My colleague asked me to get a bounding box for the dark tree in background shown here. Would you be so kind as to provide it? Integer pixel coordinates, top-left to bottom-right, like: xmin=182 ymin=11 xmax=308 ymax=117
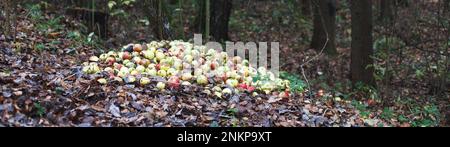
xmin=143 ymin=0 xmax=172 ymax=40
xmin=311 ymin=0 xmax=337 ymax=55
xmin=195 ymin=0 xmax=232 ymax=42
xmin=350 ymin=0 xmax=375 ymax=87
xmin=210 ymin=0 xmax=232 ymax=42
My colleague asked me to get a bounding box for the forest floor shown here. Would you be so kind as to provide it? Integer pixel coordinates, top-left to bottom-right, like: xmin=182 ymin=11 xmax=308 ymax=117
xmin=0 ymin=1 xmax=448 ymax=127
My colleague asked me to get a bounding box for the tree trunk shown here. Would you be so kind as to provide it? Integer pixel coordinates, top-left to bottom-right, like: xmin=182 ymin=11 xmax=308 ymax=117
xmin=210 ymin=0 xmax=232 ymax=42
xmin=195 ymin=0 xmax=232 ymax=42
xmin=379 ymin=0 xmax=394 ymax=23
xmin=311 ymin=0 xmax=337 ymax=55
xmin=350 ymin=0 xmax=375 ymax=87
xmin=143 ymin=0 xmax=172 ymax=40
xmin=300 ymin=0 xmax=312 ymax=17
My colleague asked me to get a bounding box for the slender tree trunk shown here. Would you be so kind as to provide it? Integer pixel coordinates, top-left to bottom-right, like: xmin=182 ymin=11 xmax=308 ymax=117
xmin=195 ymin=0 xmax=232 ymax=42
xmin=1 ymin=0 xmax=15 ymax=37
xmin=210 ymin=0 xmax=232 ymax=42
xmin=144 ymin=0 xmax=172 ymax=40
xmin=311 ymin=0 xmax=337 ymax=55
xmin=350 ymin=0 xmax=375 ymax=87
xmin=194 ymin=0 xmax=206 ymax=34
xmin=205 ymin=0 xmax=210 ymax=41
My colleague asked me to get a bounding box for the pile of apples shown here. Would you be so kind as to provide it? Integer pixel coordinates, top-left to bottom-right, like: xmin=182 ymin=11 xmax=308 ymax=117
xmin=82 ymin=40 xmax=291 ymax=98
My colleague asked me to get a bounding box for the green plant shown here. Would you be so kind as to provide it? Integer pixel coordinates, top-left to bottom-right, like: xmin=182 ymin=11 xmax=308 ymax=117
xmin=35 ymin=43 xmax=45 ymax=51
xmin=381 ymin=107 xmax=394 ymax=120
xmin=36 ymin=16 xmax=63 ymax=33
xmin=34 ymin=102 xmax=46 ymax=117
xmin=279 ymin=71 xmax=306 ymax=93
xmin=398 ymin=115 xmax=409 ymax=123
xmin=351 ymin=100 xmax=370 ymax=118
xmin=108 ymin=0 xmax=136 ymax=17
xmin=25 ymin=3 xmax=43 ymax=21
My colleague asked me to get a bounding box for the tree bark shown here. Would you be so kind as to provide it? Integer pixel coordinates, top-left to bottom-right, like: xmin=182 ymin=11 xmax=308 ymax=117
xmin=311 ymin=0 xmax=337 ymax=55
xmin=195 ymin=0 xmax=232 ymax=42
xmin=210 ymin=0 xmax=232 ymax=42
xmin=143 ymin=0 xmax=172 ymax=40
xmin=350 ymin=0 xmax=375 ymax=87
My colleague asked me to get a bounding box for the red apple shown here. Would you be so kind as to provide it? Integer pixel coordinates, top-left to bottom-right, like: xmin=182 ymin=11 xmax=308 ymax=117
xmin=106 ymin=57 xmax=115 ymax=65
xmin=168 ymin=76 xmax=181 ymax=89
xmin=133 ymin=44 xmax=143 ymax=52
xmin=210 ymin=62 xmax=217 ymax=70
xmin=238 ymin=83 xmax=248 ymax=90
xmin=156 ymin=64 xmax=161 ymax=71
xmin=247 ymin=86 xmax=256 ymax=93
xmin=122 ymin=51 xmax=131 ymax=60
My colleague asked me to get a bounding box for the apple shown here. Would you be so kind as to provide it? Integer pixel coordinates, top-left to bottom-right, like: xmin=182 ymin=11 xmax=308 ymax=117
xmin=279 ymin=91 xmax=290 ymax=98
xmin=147 ymin=68 xmax=157 ymax=76
xmin=238 ymin=83 xmax=248 ymax=90
xmin=139 ymin=59 xmax=150 ymax=67
xmin=107 ymin=51 xmax=117 ymax=57
xmin=206 ymin=49 xmax=216 ymax=57
xmin=132 ymin=51 xmax=140 ymax=57
xmin=181 ymin=81 xmax=191 ymax=86
xmin=167 ymin=68 xmax=178 ymax=76
xmin=210 ymin=61 xmax=218 ymax=70
xmin=113 ymin=77 xmax=123 ymax=83
xmin=82 ymin=66 xmax=89 ymax=74
xmin=125 ymin=76 xmax=136 ymax=83
xmin=97 ymin=78 xmax=107 ymax=84
xmin=247 ymin=86 xmax=256 ymax=93
xmin=133 ymin=44 xmax=143 ymax=52
xmin=173 ymin=60 xmax=183 ymax=70
xmin=191 ymin=50 xmax=200 ymax=58
xmin=136 ymin=65 xmax=146 ymax=73
xmin=201 ymin=64 xmax=210 ymax=73
xmin=242 ymin=59 xmax=249 ymax=66
xmin=156 ymin=82 xmax=166 ymax=90
xmin=183 ymin=54 xmax=193 ymax=63
xmin=99 ymin=54 xmax=108 ymax=61
xmin=155 ymin=51 xmax=165 ymax=61
xmin=122 ymin=51 xmax=132 ymax=60
xmin=226 ymin=79 xmax=239 ymax=88
xmin=220 ymin=52 xmax=228 ymax=62
xmin=125 ymin=62 xmax=136 ymax=68
xmin=106 ymin=57 xmax=115 ymax=65
xmin=104 ymin=67 xmax=114 ymax=73
xmin=143 ymin=50 xmax=155 ymax=60
xmin=222 ymin=88 xmax=232 ymax=95
xmin=157 ymin=69 xmax=167 ymax=77
xmin=155 ymin=63 xmax=161 ymax=70
xmin=130 ymin=70 xmax=139 ymax=76
xmin=140 ymin=77 xmax=151 ymax=85
xmin=89 ymin=56 xmax=99 ymax=62
xmin=181 ymin=72 xmax=192 ymax=81
xmin=214 ymin=91 xmax=222 ymax=98
xmin=132 ymin=56 xmax=142 ymax=64
xmin=232 ymin=56 xmax=242 ymax=64
xmin=191 ymin=60 xmax=200 ymax=68
xmin=196 ymin=75 xmax=208 ymax=85
xmin=194 ymin=69 xmax=203 ymax=76
xmin=113 ymin=63 xmax=123 ymax=70
xmin=168 ymin=76 xmax=180 ymax=88
xmin=182 ymin=62 xmax=192 ymax=70
xmin=160 ymin=64 xmax=170 ymax=71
